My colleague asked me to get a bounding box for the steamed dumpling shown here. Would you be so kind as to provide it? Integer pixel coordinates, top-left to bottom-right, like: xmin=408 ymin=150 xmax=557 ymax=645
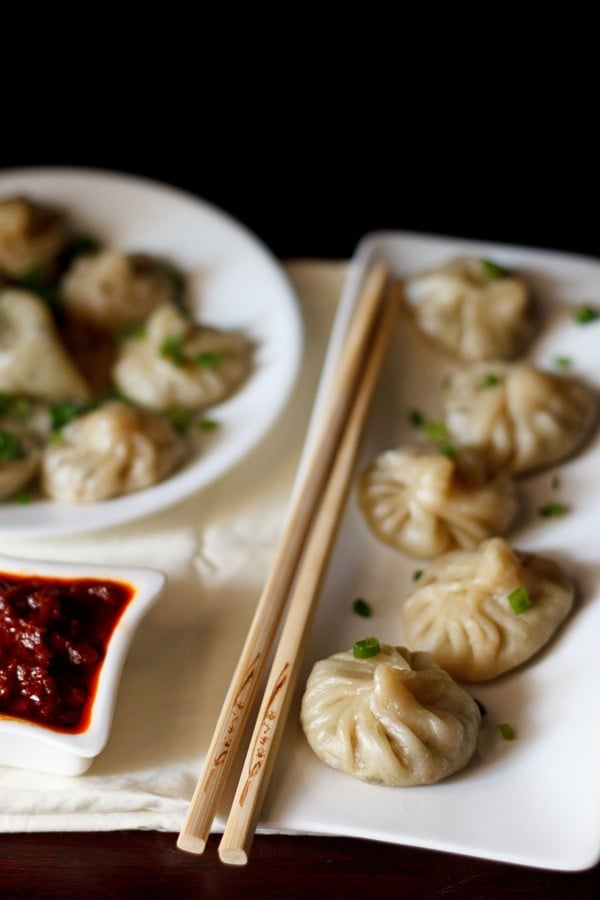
xmin=60 ymin=249 xmax=181 ymax=331
xmin=441 ymin=361 xmax=597 ymax=475
xmin=358 ymin=445 xmax=518 ymax=558
xmin=0 ymin=196 xmax=69 ymax=279
xmin=113 ymin=302 xmax=252 ymax=411
xmin=403 ymin=256 xmax=536 ymax=362
xmin=41 ymin=401 xmax=188 ymax=502
xmin=402 ymin=537 xmax=575 ymax=681
xmin=0 ymin=288 xmax=91 ymax=402
xmin=300 ymin=644 xmax=481 ymax=786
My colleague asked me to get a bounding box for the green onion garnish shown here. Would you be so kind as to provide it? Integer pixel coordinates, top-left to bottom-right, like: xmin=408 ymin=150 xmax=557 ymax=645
xmin=412 ymin=569 xmax=423 ymax=581
xmin=508 ymin=586 xmax=532 ymax=614
xmin=352 ymin=637 xmax=381 ymax=659
xmin=481 ymin=259 xmax=506 ymax=279
xmin=13 ymin=489 xmax=31 ymax=504
xmin=553 ymin=355 xmax=571 ymax=369
xmin=50 ymin=400 xmax=87 ymax=431
xmin=0 ymin=394 xmax=32 ymax=421
xmin=440 ymin=444 xmax=456 ymax=459
xmin=479 ymin=373 xmax=501 ymax=388
xmin=423 ymin=420 xmax=448 ymax=443
xmin=352 ymin=598 xmax=372 ymax=618
xmin=0 ymin=430 xmax=24 ymax=461
xmin=160 ymin=334 xmax=185 ymax=366
xmin=498 ymin=723 xmax=516 ymax=740
xmin=195 ymin=351 xmax=223 ymax=368
xmin=199 ymin=419 xmax=219 ymax=431
xmin=409 ymin=409 xmax=424 ymax=428
xmin=115 ymin=323 xmax=146 ymax=343
xmin=574 ymin=305 xmax=599 ymax=324
xmin=165 ymin=408 xmax=194 ymax=434
xmin=538 ymin=502 xmax=569 ymax=518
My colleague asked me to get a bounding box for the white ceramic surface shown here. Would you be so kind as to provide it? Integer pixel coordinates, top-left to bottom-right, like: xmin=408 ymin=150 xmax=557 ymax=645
xmin=265 ymin=232 xmax=600 ymax=872
xmin=0 ymin=168 xmax=303 ymax=538
xmin=0 ymin=552 xmax=166 ymax=775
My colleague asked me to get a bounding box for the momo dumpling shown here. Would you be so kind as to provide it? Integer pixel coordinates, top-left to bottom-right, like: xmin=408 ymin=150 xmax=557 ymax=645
xmin=403 ymin=256 xmax=536 ymax=362
xmin=60 ymin=249 xmax=182 ymax=331
xmin=300 ymin=644 xmax=481 ymax=786
xmin=112 ymin=302 xmax=252 ymax=411
xmin=358 ymin=446 xmax=518 ymax=558
xmin=402 ymin=537 xmax=575 ymax=682
xmin=0 ymin=196 xmax=69 ymax=279
xmin=41 ymin=401 xmax=188 ymax=503
xmin=0 ymin=288 xmax=91 ymax=402
xmin=0 ymin=419 xmax=42 ymax=499
xmin=441 ymin=361 xmax=597 ymax=475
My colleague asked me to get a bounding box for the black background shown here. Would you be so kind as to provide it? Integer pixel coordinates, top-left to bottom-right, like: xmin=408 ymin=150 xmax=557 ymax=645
xmin=2 ymin=5 xmax=598 ymax=262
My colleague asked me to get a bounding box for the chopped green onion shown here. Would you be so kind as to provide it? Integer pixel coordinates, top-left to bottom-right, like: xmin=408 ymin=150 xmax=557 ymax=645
xmin=538 ymin=502 xmax=569 ymax=518
xmin=352 ymin=637 xmax=381 ymax=659
xmin=553 ymin=355 xmax=571 ymax=370
xmin=165 ymin=408 xmax=194 ymax=434
xmin=409 ymin=409 xmax=424 ymax=428
xmin=160 ymin=334 xmax=185 ymax=366
xmin=481 ymin=259 xmax=506 ymax=279
xmin=13 ymin=489 xmax=31 ymax=504
xmin=412 ymin=569 xmax=423 ymax=581
xmin=195 ymin=351 xmax=223 ymax=368
xmin=168 ymin=265 xmax=186 ymax=292
xmin=508 ymin=586 xmax=532 ymax=614
xmin=423 ymin=420 xmax=448 ymax=443
xmin=115 ymin=323 xmax=146 ymax=343
xmin=0 ymin=430 xmax=24 ymax=460
xmin=440 ymin=444 xmax=456 ymax=459
xmin=50 ymin=400 xmax=87 ymax=431
xmin=352 ymin=598 xmax=372 ymax=618
xmin=574 ymin=305 xmax=599 ymax=324
xmin=199 ymin=419 xmax=219 ymax=431
xmin=498 ymin=722 xmax=516 ymax=740
xmin=479 ymin=373 xmax=501 ymax=388
xmin=0 ymin=393 xmax=32 ymax=421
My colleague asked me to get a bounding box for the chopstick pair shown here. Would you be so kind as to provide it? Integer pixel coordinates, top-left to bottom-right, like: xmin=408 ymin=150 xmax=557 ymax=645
xmin=177 ymin=261 xmax=396 ymax=863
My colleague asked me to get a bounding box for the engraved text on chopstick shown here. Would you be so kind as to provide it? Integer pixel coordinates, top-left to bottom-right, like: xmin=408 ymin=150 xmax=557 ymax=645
xmin=239 ymin=662 xmax=290 ymax=806
xmin=204 ymin=652 xmax=262 ymax=792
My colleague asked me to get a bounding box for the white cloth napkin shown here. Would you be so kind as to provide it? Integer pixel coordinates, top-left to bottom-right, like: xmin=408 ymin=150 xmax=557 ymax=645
xmin=0 ymin=260 xmax=348 ymax=833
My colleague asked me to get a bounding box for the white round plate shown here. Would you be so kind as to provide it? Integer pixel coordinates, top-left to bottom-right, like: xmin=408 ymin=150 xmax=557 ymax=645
xmin=0 ymin=167 xmax=303 ymax=537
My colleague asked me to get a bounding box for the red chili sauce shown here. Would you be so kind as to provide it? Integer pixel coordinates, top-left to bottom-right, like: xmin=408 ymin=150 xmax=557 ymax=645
xmin=0 ymin=572 xmax=134 ymax=733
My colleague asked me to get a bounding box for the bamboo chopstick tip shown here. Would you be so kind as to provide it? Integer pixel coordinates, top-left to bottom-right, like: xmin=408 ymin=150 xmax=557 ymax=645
xmin=219 ymin=847 xmax=249 ymax=866
xmin=176 ymin=834 xmax=207 ymax=854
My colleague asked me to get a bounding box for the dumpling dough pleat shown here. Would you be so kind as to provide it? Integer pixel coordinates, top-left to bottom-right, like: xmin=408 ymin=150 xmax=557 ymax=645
xmin=403 ymin=256 xmax=537 ymax=362
xmin=300 ymin=645 xmax=481 ymax=786
xmin=41 ymin=400 xmax=188 ymax=502
xmin=0 ymin=288 xmax=91 ymax=403
xmin=113 ymin=302 xmax=252 ymax=411
xmin=358 ymin=446 xmax=518 ymax=558
xmin=442 ymin=361 xmax=597 ymax=474
xmin=402 ymin=537 xmax=575 ymax=681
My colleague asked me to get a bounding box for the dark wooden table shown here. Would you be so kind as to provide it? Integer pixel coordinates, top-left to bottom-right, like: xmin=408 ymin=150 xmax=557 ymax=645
xmin=1 ymin=831 xmax=599 ymax=899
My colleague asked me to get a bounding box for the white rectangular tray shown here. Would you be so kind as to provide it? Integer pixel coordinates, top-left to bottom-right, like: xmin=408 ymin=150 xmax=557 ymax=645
xmin=264 ymin=232 xmax=600 ymax=872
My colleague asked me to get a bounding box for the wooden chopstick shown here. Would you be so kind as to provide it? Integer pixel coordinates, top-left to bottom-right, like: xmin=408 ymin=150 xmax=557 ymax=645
xmin=177 ymin=261 xmax=391 ymax=854
xmin=218 ymin=281 xmax=398 ymax=865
